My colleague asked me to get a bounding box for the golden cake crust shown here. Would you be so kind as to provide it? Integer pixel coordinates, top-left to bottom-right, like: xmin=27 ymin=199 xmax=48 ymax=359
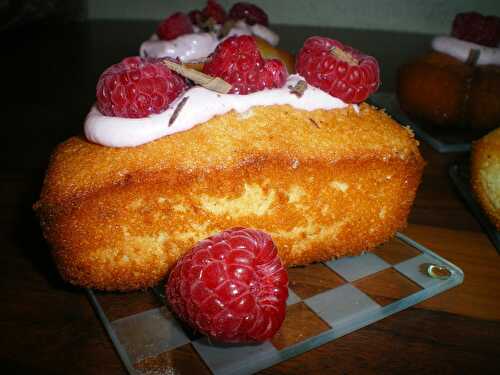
xmin=35 ymin=104 xmax=424 ymax=290
xmin=471 ymin=127 xmax=500 ymax=230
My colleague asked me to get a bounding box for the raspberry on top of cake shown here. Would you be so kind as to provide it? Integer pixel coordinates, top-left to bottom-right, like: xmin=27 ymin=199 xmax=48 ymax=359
xmin=86 ymin=35 xmax=380 ymax=148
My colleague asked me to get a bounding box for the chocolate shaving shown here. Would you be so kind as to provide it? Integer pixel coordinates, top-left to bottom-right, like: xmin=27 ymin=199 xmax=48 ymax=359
xmin=169 ymin=96 xmax=189 ymax=127
xmin=330 ymin=46 xmax=358 ymax=66
xmin=465 ymin=49 xmax=480 ymax=66
xmin=288 ymin=80 xmax=308 ymax=97
xmin=193 ymin=12 xmax=203 ymax=26
xmin=219 ymin=19 xmax=236 ymax=39
xmin=163 ymin=59 xmax=232 ymax=94
xmin=204 ymin=17 xmax=218 ymax=31
xmin=308 ymin=117 xmax=320 ymax=128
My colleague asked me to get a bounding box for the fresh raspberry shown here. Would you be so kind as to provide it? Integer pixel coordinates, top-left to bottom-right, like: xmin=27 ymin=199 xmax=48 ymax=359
xmin=96 ymin=57 xmax=188 ymax=118
xmin=157 ymin=12 xmax=194 ymax=41
xmin=452 ymin=12 xmax=500 ymax=47
xmin=229 ymin=2 xmax=269 ymax=26
xmin=201 ymin=0 xmax=227 ymax=24
xmin=166 ymin=228 xmax=288 ymax=343
xmin=202 ymin=35 xmax=288 ymax=95
xmin=296 ymin=36 xmax=380 ymax=104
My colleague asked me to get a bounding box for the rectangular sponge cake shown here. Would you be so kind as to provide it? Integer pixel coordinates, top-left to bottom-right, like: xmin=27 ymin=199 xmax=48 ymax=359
xmin=34 ymin=103 xmax=424 ymax=291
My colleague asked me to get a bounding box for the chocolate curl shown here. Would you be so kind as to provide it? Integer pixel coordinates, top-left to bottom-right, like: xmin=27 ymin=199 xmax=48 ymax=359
xmin=169 ymin=96 xmax=189 ymax=127
xmin=330 ymin=46 xmax=359 ymax=66
xmin=465 ymin=49 xmax=480 ymax=66
xmin=288 ymin=80 xmax=308 ymax=98
xmin=219 ymin=19 xmax=236 ymax=38
xmin=163 ymin=60 xmax=232 ymax=94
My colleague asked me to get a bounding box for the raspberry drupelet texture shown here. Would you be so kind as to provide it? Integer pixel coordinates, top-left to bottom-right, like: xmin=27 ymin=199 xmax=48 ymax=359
xmin=96 ymin=57 xmax=188 ymax=118
xmin=166 ymin=228 xmax=289 ymax=343
xmin=296 ymin=36 xmax=380 ymax=104
xmin=229 ymin=2 xmax=269 ymax=26
xmin=157 ymin=12 xmax=194 ymax=41
xmin=202 ymin=35 xmax=288 ymax=95
xmin=452 ymin=12 xmax=500 ymax=47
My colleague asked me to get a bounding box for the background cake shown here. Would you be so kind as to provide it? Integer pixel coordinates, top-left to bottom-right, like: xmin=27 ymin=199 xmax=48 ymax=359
xmin=397 ymin=12 xmax=500 ymax=130
xmin=140 ymin=1 xmax=295 ymax=73
xmin=471 ymin=126 xmax=500 ymax=229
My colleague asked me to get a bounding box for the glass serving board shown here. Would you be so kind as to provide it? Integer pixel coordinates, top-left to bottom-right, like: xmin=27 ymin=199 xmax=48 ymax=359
xmin=449 ymin=161 xmax=500 ymax=252
xmin=87 ymin=232 xmax=463 ymax=375
xmin=368 ymin=92 xmax=490 ymax=154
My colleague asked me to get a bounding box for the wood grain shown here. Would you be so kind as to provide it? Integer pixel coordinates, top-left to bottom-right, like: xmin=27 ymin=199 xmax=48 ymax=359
xmin=404 ymin=225 xmax=500 ymax=321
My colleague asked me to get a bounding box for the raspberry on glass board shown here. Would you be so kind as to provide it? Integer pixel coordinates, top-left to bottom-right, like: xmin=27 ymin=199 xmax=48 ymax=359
xmin=296 ymin=36 xmax=380 ymax=104
xmin=156 ymin=12 xmax=194 ymax=41
xmin=203 ymin=35 xmax=288 ymax=95
xmin=165 ymin=228 xmax=289 ymax=343
xmin=229 ymin=2 xmax=269 ymax=26
xmin=452 ymin=12 xmax=500 ymax=47
xmin=96 ymin=57 xmax=187 ymax=118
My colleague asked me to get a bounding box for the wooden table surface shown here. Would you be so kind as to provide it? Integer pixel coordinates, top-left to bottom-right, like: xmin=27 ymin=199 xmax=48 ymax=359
xmin=2 ymin=21 xmax=499 ymax=374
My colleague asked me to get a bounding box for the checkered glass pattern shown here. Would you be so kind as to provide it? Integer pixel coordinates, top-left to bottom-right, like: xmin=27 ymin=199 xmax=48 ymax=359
xmin=87 ymin=233 xmax=463 ymax=375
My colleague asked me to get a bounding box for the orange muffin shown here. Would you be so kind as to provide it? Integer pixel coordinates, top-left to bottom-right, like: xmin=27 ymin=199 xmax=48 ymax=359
xmin=397 ymin=12 xmax=500 ymax=130
xmin=398 ymin=51 xmax=500 ymax=130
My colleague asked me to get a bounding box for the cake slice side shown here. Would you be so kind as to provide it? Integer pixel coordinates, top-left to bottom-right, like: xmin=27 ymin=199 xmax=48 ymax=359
xmin=35 ymin=104 xmax=424 ymax=290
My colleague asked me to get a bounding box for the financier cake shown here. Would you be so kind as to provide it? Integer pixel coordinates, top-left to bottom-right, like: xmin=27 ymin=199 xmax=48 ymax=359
xmin=35 ymin=36 xmax=424 ymax=291
xmin=397 ymin=12 xmax=500 ymax=130
xmin=471 ymin=126 xmax=500 ymax=229
xmin=140 ymin=0 xmax=295 ymax=73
